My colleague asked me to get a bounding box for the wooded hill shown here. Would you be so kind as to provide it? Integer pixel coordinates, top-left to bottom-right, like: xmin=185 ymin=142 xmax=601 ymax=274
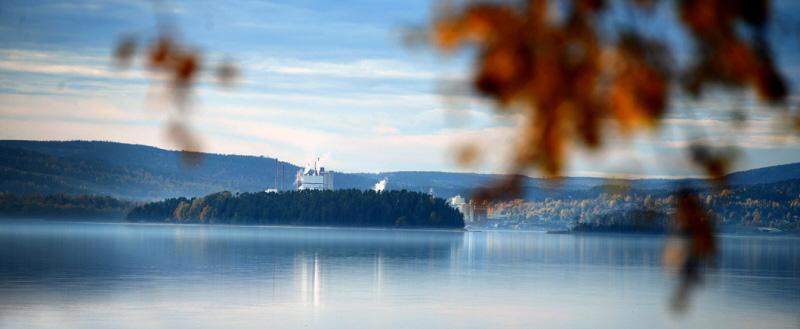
xmin=126 ymin=189 xmax=465 ymax=229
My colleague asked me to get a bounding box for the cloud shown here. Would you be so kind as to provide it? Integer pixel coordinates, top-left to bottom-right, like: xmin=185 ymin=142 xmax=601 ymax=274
xmin=0 ymin=49 xmax=149 ymax=83
xmin=0 ymin=118 xmax=163 ymax=147
xmin=250 ymin=57 xmax=437 ymax=80
xmin=0 ymin=93 xmax=153 ymax=123
xmin=205 ymin=88 xmax=441 ymax=111
xmin=373 ymin=125 xmax=398 ymax=134
xmin=190 ymin=114 xmax=518 ymax=172
xmin=661 ymin=118 xmax=728 ymax=128
xmin=0 ymin=61 xmax=118 ymax=79
xmin=659 ymin=135 xmax=800 ymax=150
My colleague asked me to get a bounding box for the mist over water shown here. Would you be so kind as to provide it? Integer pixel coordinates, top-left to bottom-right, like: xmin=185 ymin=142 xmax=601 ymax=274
xmin=0 ymin=221 xmax=798 ymax=329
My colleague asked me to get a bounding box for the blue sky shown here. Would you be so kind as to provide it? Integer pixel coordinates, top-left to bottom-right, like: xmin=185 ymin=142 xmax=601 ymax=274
xmin=1 ymin=0 xmax=799 ymax=177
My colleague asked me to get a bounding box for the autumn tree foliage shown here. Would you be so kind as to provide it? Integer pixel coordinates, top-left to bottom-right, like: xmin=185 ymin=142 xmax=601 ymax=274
xmin=427 ymin=0 xmax=792 ymax=312
xmin=430 ymin=0 xmax=787 ymax=181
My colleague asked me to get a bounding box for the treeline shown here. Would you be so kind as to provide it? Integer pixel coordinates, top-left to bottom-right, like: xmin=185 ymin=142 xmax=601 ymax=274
xmin=127 ymin=189 xmax=465 ymax=229
xmin=491 ymin=179 xmax=800 ymax=232
xmin=0 ymin=193 xmax=135 ymax=220
xmin=568 ymin=209 xmax=669 ymax=234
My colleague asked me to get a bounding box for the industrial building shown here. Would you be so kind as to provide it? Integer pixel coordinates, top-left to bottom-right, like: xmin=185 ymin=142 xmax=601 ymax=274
xmin=298 ymin=159 xmax=334 ymax=191
xmin=448 ymin=195 xmax=487 ymax=224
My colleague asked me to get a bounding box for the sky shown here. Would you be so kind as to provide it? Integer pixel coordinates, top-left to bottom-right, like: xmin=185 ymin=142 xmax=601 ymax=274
xmin=1 ymin=0 xmax=800 ymax=177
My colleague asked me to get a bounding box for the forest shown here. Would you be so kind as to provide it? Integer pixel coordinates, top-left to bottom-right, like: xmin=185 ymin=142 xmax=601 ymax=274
xmin=126 ymin=189 xmax=465 ymax=229
xmin=490 ymin=179 xmax=800 ymax=233
xmin=564 ymin=209 xmax=669 ymax=234
xmin=0 ymin=193 xmax=135 ymax=220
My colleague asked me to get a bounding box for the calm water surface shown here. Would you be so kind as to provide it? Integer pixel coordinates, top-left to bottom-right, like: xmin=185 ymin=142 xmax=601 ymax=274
xmin=0 ymin=221 xmax=798 ymax=329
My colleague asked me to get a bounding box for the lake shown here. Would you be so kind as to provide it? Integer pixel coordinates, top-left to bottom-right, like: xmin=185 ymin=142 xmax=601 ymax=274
xmin=0 ymin=221 xmax=798 ymax=329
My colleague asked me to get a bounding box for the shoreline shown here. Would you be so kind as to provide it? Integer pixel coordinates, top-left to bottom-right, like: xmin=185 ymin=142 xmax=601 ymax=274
xmin=0 ymin=218 xmax=467 ymax=233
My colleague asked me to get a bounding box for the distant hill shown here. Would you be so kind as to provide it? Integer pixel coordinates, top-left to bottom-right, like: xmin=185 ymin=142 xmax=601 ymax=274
xmin=0 ymin=141 xmax=300 ymax=200
xmin=725 ymin=162 xmax=800 ymax=186
xmin=1 ymin=140 xmax=799 ymax=201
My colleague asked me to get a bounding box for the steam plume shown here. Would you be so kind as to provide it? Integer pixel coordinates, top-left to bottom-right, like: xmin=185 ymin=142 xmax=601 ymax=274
xmin=302 ymin=163 xmax=313 ymax=175
xmin=301 ymin=153 xmax=332 ymax=175
xmin=373 ymin=178 xmax=388 ymax=192
xmin=295 ymin=169 xmax=303 ymax=186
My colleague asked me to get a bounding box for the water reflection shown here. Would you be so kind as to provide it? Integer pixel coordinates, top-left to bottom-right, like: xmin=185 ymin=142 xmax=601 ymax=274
xmin=294 ymin=252 xmax=322 ymax=307
xmin=0 ymin=221 xmax=798 ymax=329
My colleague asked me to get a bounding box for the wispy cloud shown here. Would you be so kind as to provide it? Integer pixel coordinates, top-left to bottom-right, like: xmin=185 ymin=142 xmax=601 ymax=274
xmin=250 ymin=57 xmax=438 ymax=80
xmin=659 ymin=135 xmax=800 ymax=150
xmin=0 ymin=49 xmax=145 ymax=81
xmin=0 ymin=94 xmax=155 ymax=124
xmin=194 ymin=115 xmax=518 ymax=172
xmin=0 ymin=61 xmax=119 ymax=79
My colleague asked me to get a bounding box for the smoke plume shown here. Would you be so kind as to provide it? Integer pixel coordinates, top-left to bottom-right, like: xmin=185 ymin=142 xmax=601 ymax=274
xmin=373 ymin=178 xmax=388 ymax=192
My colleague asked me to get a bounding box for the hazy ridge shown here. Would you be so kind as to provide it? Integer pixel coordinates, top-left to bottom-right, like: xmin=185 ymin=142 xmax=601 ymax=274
xmin=2 ymin=140 xmax=800 ymax=201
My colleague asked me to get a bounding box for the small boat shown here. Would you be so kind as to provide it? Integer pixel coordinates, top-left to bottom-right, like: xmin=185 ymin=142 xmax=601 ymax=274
xmin=757 ymin=227 xmax=782 ymax=233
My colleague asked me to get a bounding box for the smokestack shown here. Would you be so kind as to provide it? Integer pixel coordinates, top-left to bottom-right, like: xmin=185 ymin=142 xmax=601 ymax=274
xmin=275 ymin=158 xmax=279 ymax=191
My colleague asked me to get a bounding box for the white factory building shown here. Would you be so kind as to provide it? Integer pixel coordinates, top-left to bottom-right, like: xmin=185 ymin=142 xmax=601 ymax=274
xmin=298 ymin=161 xmax=334 ymax=191
xmin=448 ymin=195 xmax=487 ymax=224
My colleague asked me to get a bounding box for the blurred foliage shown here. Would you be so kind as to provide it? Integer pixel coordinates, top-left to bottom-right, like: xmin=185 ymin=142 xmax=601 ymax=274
xmin=669 ymin=188 xmax=715 ymax=312
xmin=426 ymin=0 xmax=794 ymax=312
xmin=430 ymin=0 xmax=788 ymax=181
xmin=113 ymin=32 xmax=239 ymax=164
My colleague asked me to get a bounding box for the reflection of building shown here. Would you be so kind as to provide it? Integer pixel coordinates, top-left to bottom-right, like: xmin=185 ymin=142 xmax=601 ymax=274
xmin=295 ymin=252 xmax=322 ymax=307
xmin=298 ymin=160 xmax=334 ymax=191
xmin=448 ymin=195 xmax=487 ymax=224
xmin=471 ymin=202 xmax=488 ymax=223
xmin=374 ymin=251 xmax=384 ymax=297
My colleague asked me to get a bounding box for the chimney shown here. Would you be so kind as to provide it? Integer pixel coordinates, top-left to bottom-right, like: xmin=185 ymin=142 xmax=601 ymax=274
xmin=274 ymin=158 xmax=279 ymax=191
